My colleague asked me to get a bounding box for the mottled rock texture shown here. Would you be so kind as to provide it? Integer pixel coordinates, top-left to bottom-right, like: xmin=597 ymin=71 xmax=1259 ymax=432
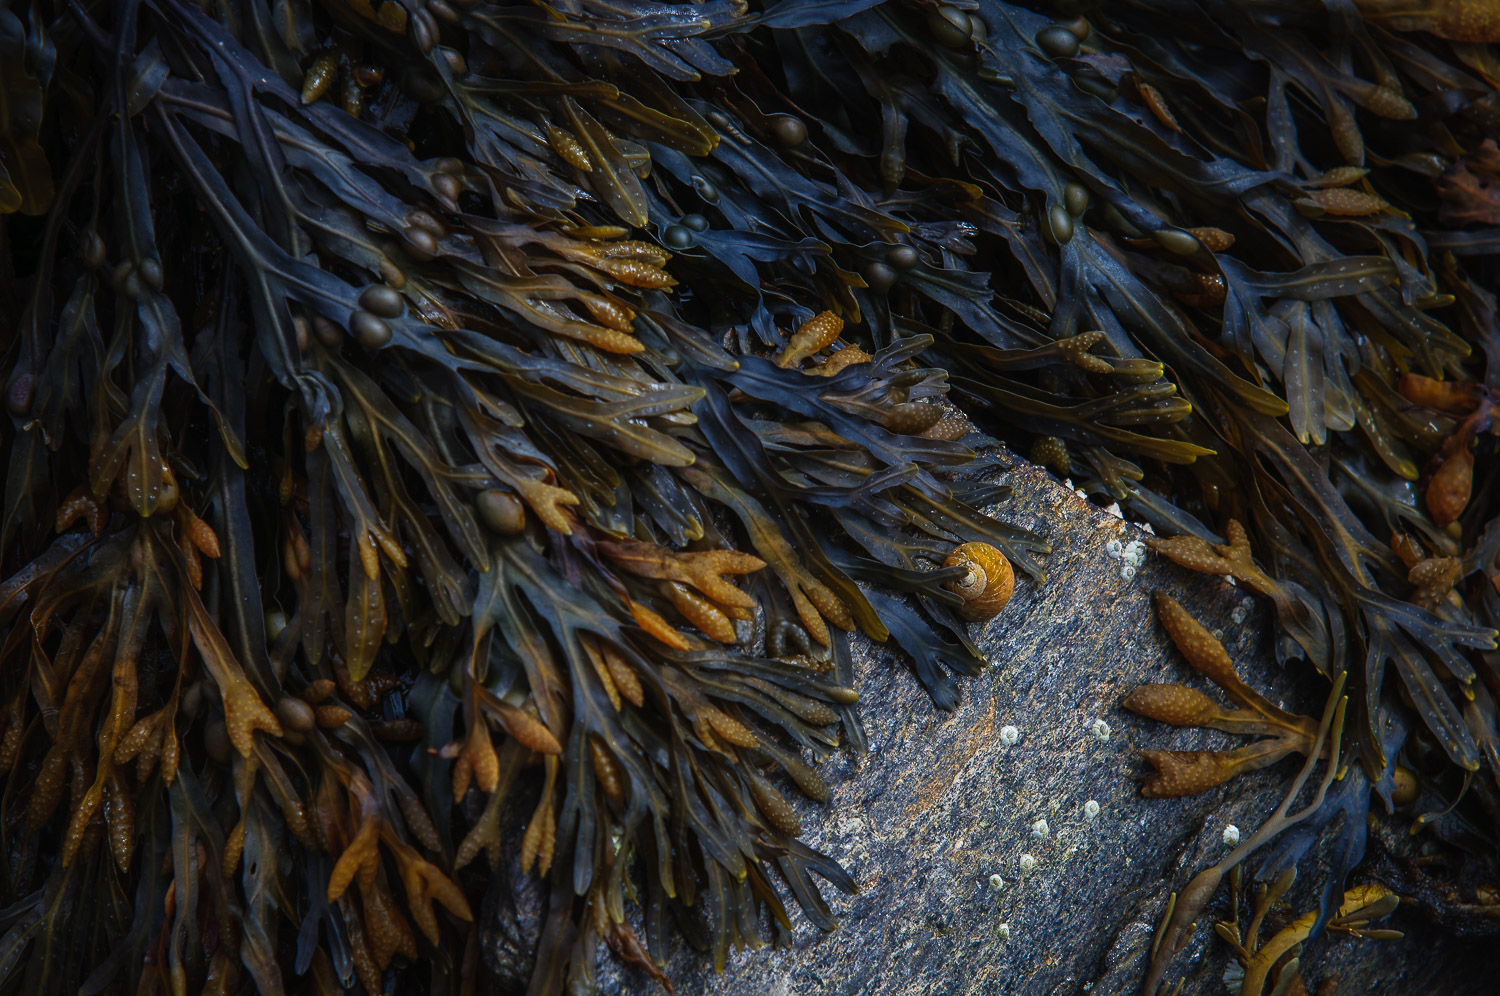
xmin=522 ymin=462 xmax=1488 ymax=995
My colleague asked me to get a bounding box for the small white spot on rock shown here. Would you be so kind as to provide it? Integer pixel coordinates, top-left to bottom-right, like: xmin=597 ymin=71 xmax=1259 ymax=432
xmin=1084 ymin=799 xmax=1101 ymax=818
xmin=989 ymin=873 xmax=1005 ymax=892
xmin=1019 ymin=853 xmax=1038 ymax=873
xmin=1090 ymin=719 xmax=1111 ymax=742
xmin=1032 ymin=818 xmax=1050 ymax=838
xmin=998 ymin=922 xmax=1011 ymax=939
xmin=999 ymin=725 xmax=1020 ymax=746
xmin=1223 ymin=824 xmax=1241 ymax=847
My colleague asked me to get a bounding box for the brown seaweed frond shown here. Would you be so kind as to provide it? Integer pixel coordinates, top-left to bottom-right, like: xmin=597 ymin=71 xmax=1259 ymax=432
xmin=7 ymin=0 xmax=1500 ymax=992
xmin=1214 ymin=867 xmax=1400 ymax=996
xmin=1142 ymin=673 xmax=1348 ymax=996
xmin=1126 ymin=594 xmax=1321 ymax=797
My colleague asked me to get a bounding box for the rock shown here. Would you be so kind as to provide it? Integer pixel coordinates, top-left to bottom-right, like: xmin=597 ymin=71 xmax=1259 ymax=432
xmin=514 ymin=461 xmax=1488 ymax=995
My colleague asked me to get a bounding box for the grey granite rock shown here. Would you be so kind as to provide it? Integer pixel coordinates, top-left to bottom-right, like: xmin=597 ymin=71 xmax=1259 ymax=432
xmin=537 ymin=463 xmax=1487 ymax=996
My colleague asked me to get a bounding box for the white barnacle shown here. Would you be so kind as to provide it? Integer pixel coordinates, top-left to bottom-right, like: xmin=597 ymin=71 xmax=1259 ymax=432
xmin=1084 ymin=799 xmax=1100 ymax=819
xmin=1105 ymin=538 xmax=1124 ymax=558
xmin=998 ymin=922 xmax=1012 ymax=939
xmin=989 ymin=873 xmax=1005 ymax=892
xmin=1019 ymin=853 xmax=1038 ymax=874
xmin=999 ymin=724 xmax=1020 ymax=746
xmin=1120 ymin=564 xmax=1137 ymax=582
xmin=1090 ymin=718 xmax=1111 ymax=742
xmin=1032 ymin=818 xmax=1050 ymax=838
xmin=1223 ymin=824 xmax=1241 ymax=847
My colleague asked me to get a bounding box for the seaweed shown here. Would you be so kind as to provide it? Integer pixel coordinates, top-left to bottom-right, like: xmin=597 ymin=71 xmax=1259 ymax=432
xmin=1125 ymin=593 xmax=1323 ymax=799
xmin=3 ymin=0 xmax=1500 ymax=993
xmin=2 ymin=2 xmax=1051 ymax=993
xmin=1214 ymin=869 xmax=1401 ymax=996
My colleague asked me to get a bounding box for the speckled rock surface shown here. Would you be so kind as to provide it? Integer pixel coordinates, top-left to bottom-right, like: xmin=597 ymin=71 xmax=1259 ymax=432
xmin=549 ymin=462 xmax=1487 ymax=996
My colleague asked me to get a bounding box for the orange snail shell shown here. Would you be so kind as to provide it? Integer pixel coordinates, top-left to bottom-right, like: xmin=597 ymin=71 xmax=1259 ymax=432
xmin=943 ymin=542 xmax=1014 ymax=621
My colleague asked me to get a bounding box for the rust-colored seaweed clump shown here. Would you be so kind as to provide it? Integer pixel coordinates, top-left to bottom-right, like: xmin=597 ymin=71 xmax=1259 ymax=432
xmin=1126 ymin=594 xmax=1321 ymax=798
xmin=1212 ymin=867 xmax=1401 ymax=996
xmin=1 ymin=4 xmax=1061 ymax=994
xmin=4 ymin=0 xmax=1500 ymax=994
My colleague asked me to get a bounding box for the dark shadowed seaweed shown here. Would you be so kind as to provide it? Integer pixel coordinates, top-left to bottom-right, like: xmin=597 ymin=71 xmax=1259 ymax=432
xmin=0 ymin=1 xmax=1498 ymax=994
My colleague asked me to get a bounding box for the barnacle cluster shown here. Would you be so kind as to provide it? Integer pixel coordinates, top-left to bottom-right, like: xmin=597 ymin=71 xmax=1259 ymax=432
xmin=1 ymin=0 xmax=1499 ymax=993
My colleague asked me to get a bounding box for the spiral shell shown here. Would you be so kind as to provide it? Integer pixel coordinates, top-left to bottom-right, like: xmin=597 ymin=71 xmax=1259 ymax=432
xmin=942 ymin=542 xmax=1014 ymax=621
